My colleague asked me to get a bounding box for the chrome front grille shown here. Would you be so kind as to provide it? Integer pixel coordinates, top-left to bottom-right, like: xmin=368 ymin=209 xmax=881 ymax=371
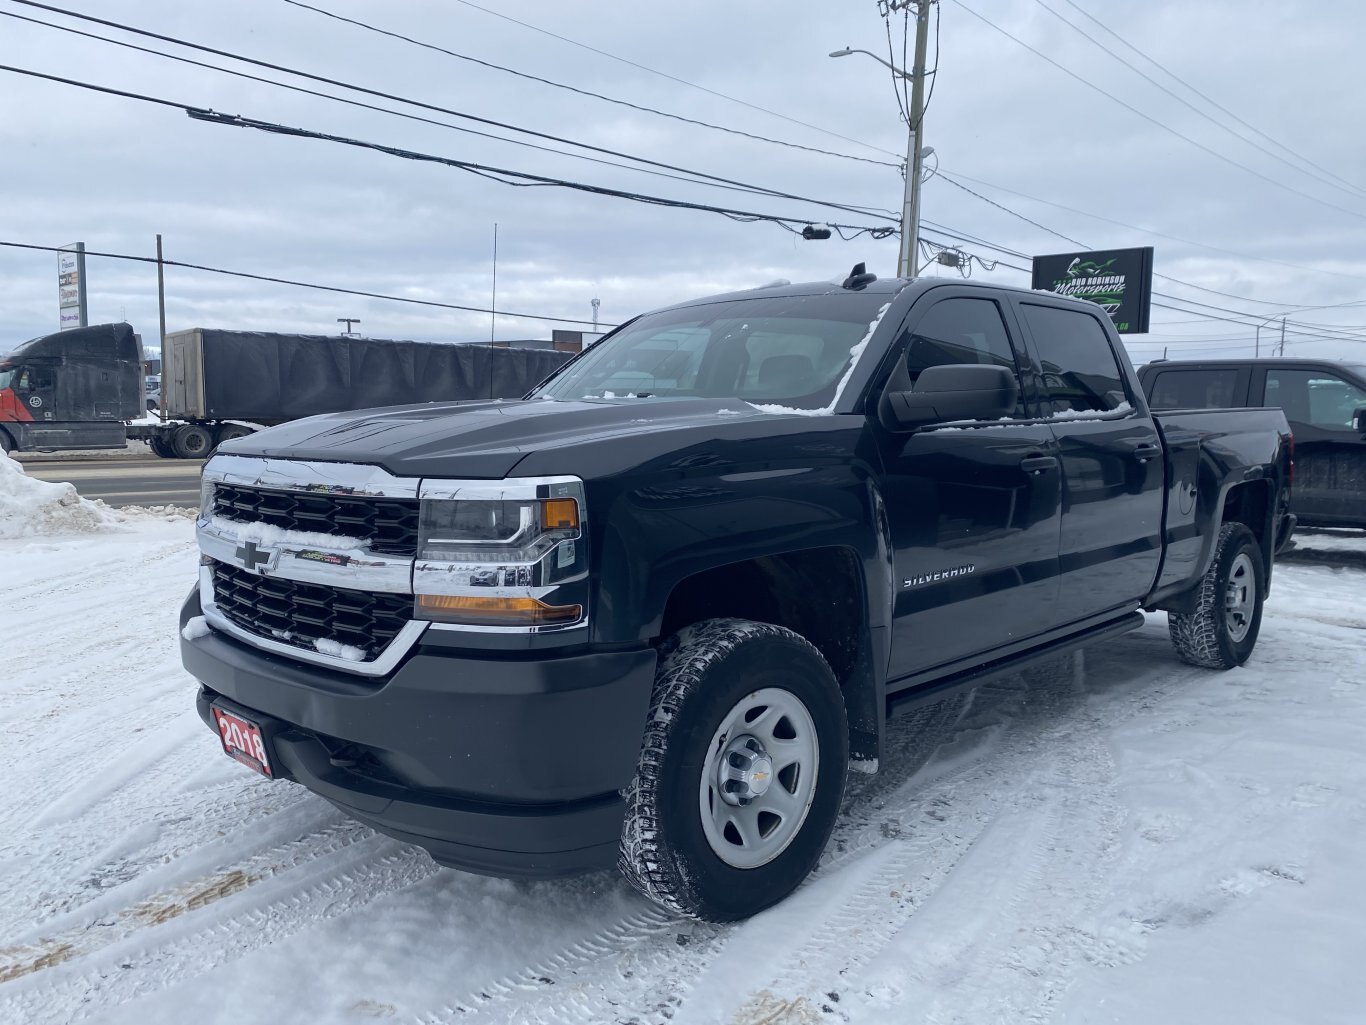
xmin=209 ymin=559 xmax=413 ymax=662
xmin=211 ymin=483 xmax=420 ymax=557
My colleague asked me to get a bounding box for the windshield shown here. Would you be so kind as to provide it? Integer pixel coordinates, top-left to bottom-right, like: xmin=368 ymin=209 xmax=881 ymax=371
xmin=532 ymin=293 xmax=893 ymax=412
xmin=0 ymin=366 xmax=15 ymax=391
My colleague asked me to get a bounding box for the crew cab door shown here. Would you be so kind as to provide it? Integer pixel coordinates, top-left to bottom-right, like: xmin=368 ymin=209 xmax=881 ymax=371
xmin=876 ymin=291 xmax=1063 ymax=681
xmin=1254 ymin=365 xmax=1366 ymax=526
xmin=1016 ymin=300 xmax=1164 ymax=624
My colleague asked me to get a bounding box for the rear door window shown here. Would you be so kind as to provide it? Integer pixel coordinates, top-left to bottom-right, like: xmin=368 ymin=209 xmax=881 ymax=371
xmin=1147 ymin=368 xmax=1243 ymax=409
xmin=1265 ymin=369 xmax=1366 ymax=430
xmin=1020 ymin=304 xmax=1131 ymax=414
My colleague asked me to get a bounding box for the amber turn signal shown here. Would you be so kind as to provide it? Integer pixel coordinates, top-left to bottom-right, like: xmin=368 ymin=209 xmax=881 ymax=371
xmin=416 ymin=593 xmax=583 ymax=626
xmin=541 ymin=498 xmax=579 ymax=531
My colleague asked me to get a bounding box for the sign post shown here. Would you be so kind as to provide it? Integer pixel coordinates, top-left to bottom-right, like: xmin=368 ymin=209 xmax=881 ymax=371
xmin=58 ymin=241 xmax=88 ymax=330
xmin=1031 ymin=246 xmax=1154 ymax=335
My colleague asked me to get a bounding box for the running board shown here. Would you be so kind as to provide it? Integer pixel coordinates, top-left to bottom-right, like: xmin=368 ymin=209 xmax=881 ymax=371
xmin=885 ymin=611 xmax=1146 ymax=719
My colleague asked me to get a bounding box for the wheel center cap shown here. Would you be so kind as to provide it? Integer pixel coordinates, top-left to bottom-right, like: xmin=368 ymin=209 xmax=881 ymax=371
xmin=746 ymin=754 xmax=775 ymax=796
xmin=717 ymin=734 xmax=774 ymax=804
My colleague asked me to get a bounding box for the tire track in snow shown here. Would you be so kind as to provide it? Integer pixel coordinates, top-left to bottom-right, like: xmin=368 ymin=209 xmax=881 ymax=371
xmin=0 ymin=811 xmax=373 ymax=977
xmin=0 ymin=778 xmax=322 ymax=946
xmin=0 ymin=833 xmax=437 ymax=1025
xmin=418 ymin=686 xmax=1029 ymax=1025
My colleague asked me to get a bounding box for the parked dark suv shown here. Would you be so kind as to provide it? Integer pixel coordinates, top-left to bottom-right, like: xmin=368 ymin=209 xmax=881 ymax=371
xmin=1139 ymin=358 xmax=1366 ymax=529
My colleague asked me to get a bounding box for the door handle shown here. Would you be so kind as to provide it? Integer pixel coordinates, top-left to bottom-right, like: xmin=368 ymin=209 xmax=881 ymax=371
xmin=1019 ymin=455 xmax=1058 ymax=475
xmin=1131 ymin=443 xmax=1162 ymax=463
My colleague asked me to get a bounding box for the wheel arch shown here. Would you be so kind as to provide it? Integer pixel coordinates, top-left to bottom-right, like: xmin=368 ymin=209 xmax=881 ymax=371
xmin=653 ymin=546 xmax=885 ymax=767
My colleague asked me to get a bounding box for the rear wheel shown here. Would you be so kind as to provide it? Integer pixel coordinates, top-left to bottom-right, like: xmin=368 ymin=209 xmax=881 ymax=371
xmin=0 ymin=430 xmax=13 ymax=455
xmin=619 ymin=619 xmax=848 ymax=921
xmin=1169 ymin=522 xmax=1265 ymax=669
xmin=215 ymin=425 xmax=252 ymax=446
xmin=172 ymin=423 xmax=214 ymax=460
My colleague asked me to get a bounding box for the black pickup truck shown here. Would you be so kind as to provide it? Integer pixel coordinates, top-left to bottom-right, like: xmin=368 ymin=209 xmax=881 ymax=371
xmin=181 ymin=271 xmax=1293 ymax=921
xmin=1138 ymin=357 xmax=1365 ymax=529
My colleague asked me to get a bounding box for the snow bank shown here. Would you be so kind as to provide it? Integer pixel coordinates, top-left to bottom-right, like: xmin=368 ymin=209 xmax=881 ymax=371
xmin=0 ymin=450 xmax=117 ymax=539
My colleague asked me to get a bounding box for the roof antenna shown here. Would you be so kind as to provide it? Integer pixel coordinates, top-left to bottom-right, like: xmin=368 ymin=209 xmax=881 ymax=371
xmin=841 ymin=262 xmax=878 ymax=290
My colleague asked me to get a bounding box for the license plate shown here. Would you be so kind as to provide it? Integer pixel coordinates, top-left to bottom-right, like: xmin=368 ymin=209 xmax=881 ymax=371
xmin=212 ymin=705 xmax=273 ymax=778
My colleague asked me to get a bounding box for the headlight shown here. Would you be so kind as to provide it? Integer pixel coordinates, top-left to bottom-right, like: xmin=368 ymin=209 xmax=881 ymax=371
xmin=413 ymin=477 xmax=588 ymax=630
xmin=199 ymin=474 xmax=216 ymax=523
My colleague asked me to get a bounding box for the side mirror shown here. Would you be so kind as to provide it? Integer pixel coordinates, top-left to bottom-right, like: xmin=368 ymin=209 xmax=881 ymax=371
xmin=879 ymin=363 xmax=1019 ymax=432
xmin=1354 ymin=407 xmax=1366 ymax=434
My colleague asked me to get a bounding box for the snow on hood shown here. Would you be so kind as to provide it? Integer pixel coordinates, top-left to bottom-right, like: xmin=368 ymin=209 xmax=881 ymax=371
xmin=0 ymin=451 xmax=117 ymax=539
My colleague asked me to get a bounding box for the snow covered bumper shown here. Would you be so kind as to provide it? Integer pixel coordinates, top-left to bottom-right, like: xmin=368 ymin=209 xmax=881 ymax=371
xmin=181 ymin=589 xmax=657 ymax=878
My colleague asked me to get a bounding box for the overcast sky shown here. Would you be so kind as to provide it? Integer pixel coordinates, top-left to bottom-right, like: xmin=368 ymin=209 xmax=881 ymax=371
xmin=3 ymin=0 xmax=1366 ymax=366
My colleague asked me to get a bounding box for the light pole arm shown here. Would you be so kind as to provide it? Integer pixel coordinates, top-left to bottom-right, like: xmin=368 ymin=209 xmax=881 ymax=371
xmin=830 ymin=4 xmax=931 ymax=278
xmin=828 ymin=47 xmax=912 ymax=80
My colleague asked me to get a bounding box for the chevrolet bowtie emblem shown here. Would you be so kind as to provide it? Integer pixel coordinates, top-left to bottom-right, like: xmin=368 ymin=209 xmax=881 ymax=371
xmin=235 ymin=540 xmax=274 ymax=572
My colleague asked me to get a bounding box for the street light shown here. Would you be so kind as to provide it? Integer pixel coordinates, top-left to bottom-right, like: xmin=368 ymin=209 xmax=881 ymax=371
xmin=831 ymin=16 xmax=931 ymax=278
xmin=1254 ymin=317 xmax=1285 ymax=358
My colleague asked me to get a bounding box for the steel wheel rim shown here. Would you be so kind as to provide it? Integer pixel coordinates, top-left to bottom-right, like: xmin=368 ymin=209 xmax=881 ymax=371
xmin=1224 ymin=552 xmax=1255 ymax=642
xmin=698 ymin=687 xmax=819 ymax=870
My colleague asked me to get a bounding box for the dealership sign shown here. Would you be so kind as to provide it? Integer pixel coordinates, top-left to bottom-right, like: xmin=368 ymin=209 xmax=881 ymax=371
xmin=58 ymin=242 xmax=88 ymax=330
xmin=1031 ymin=246 xmax=1153 ymax=335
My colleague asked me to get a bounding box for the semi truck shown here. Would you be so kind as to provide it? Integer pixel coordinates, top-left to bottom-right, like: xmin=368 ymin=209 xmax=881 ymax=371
xmin=0 ymin=322 xmax=144 ymax=453
xmin=0 ymin=325 xmax=572 ymax=457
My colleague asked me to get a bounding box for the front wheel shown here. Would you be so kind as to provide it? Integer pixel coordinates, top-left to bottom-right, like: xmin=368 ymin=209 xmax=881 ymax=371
xmin=619 ymin=619 xmax=848 ymax=921
xmin=1169 ymin=522 xmax=1265 ymax=669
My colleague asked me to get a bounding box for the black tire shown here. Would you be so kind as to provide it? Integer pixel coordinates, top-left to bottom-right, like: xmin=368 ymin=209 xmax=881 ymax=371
xmin=618 ymin=618 xmax=848 ymax=921
xmin=215 ymin=425 xmax=252 ymax=446
xmin=149 ymin=434 xmax=176 ymax=459
xmin=0 ymin=430 xmax=13 ymax=455
xmin=172 ymin=423 xmax=214 ymax=460
xmin=1169 ymin=523 xmax=1265 ymax=670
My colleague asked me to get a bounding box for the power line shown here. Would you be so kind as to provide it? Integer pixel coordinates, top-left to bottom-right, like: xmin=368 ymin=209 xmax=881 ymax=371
xmin=937 ymin=173 xmax=1086 ymax=247
xmin=921 ymin=0 xmax=942 ymax=122
xmin=0 ymin=8 xmax=900 ymax=216
xmin=449 ymin=0 xmax=901 ymax=159
xmin=949 ymin=0 xmax=1366 ymax=226
xmin=916 ymin=219 xmax=1366 ymax=342
xmin=1030 ymin=0 xmax=1366 ymax=204
xmin=276 ymin=0 xmax=898 ymax=170
xmin=0 ymin=240 xmax=617 ymax=327
xmin=0 ymin=64 xmax=899 ymax=239
xmin=1056 ymin=0 xmax=1366 ymax=199
xmin=936 ymin=168 xmax=1366 ymax=285
xmin=3 ymin=0 xmax=894 ymax=223
xmin=933 ymin=169 xmax=1366 ymax=314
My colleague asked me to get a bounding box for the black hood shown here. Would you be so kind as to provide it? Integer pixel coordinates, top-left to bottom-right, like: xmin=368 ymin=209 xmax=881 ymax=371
xmin=220 ymin=397 xmax=789 ymax=478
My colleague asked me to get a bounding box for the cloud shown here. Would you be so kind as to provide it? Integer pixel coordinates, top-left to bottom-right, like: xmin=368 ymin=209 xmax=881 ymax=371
xmin=2 ymin=0 xmax=1364 ymax=363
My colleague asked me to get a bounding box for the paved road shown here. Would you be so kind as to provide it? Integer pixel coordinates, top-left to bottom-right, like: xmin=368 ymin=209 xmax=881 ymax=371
xmin=21 ymin=455 xmax=204 ymax=508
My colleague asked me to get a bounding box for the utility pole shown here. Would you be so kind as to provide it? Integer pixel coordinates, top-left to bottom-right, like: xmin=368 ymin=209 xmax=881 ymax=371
xmin=337 ymin=318 xmax=360 ymax=334
xmin=489 ymin=222 xmax=498 ymax=399
xmin=1278 ymin=317 xmax=1286 ymax=357
xmin=156 ymin=234 xmax=167 ymax=417
xmin=591 ymin=297 xmax=600 ymax=332
xmin=899 ymin=0 xmax=932 ymax=279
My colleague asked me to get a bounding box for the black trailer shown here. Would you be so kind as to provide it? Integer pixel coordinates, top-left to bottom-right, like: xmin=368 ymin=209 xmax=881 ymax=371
xmin=129 ymin=329 xmax=574 ymax=458
xmin=0 ymin=323 xmax=144 ymax=454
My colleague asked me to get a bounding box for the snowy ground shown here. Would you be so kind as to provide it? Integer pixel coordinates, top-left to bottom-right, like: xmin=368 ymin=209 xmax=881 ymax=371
xmin=1 ymin=517 xmax=1363 ymax=1025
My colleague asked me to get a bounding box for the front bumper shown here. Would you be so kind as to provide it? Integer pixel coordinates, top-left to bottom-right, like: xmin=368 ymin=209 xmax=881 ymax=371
xmin=182 ymin=590 xmax=657 ymax=877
